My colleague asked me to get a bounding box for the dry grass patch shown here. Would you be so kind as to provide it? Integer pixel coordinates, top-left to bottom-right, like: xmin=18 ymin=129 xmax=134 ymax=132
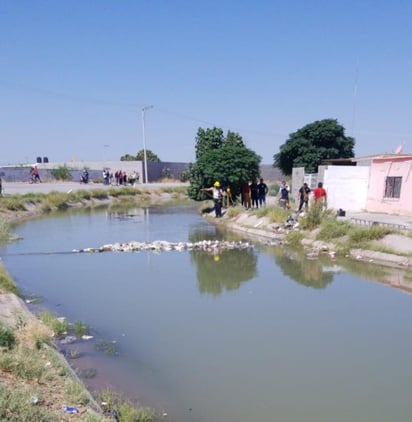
xmin=0 ymin=265 xmax=20 ymax=296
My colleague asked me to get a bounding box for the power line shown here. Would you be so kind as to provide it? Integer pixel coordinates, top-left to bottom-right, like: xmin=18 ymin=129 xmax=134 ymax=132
xmin=0 ymin=80 xmax=143 ymax=109
xmin=0 ymin=80 xmax=285 ymax=138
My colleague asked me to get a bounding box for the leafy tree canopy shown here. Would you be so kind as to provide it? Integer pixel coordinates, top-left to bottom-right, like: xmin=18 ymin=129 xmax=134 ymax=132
xmin=195 ymin=127 xmax=225 ymax=160
xmin=120 ymin=149 xmax=161 ymax=162
xmin=119 ymin=153 xmax=136 ymax=161
xmin=188 ymin=127 xmax=261 ymax=201
xmin=273 ymin=118 xmax=355 ymax=175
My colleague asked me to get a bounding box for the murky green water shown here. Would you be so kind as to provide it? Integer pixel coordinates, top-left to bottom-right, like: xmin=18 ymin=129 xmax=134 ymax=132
xmin=2 ymin=205 xmax=412 ymax=422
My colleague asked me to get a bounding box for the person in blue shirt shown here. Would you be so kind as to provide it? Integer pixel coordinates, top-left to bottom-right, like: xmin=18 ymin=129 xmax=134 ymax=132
xmin=279 ymin=180 xmax=290 ymax=209
xmin=257 ymin=178 xmax=268 ymax=206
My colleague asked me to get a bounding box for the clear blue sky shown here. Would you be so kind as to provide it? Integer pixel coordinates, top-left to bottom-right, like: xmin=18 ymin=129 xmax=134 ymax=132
xmin=1 ymin=0 xmax=411 ymax=165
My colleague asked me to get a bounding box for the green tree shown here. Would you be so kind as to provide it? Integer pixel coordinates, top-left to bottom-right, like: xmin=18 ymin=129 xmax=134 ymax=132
xmin=195 ymin=127 xmax=224 ymax=159
xmin=225 ymin=130 xmax=244 ymax=148
xmin=136 ymin=149 xmax=161 ymax=162
xmin=188 ymin=128 xmax=261 ymax=201
xmin=120 ymin=149 xmax=161 ymax=162
xmin=119 ymin=153 xmax=136 ymax=161
xmin=273 ymin=118 xmax=355 ymax=175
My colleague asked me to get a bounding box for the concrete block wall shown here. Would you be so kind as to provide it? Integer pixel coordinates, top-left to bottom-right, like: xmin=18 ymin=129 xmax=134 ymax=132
xmin=0 ymin=161 xmax=144 ymax=183
xmin=0 ymin=161 xmax=284 ymax=185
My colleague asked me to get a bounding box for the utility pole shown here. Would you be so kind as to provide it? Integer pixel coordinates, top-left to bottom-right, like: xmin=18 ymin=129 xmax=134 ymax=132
xmin=141 ymin=105 xmax=153 ymax=184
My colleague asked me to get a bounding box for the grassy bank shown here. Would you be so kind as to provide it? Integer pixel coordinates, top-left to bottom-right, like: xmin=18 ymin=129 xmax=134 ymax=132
xmin=221 ymin=203 xmax=408 ymax=258
xmin=0 ymin=185 xmax=189 ymax=222
xmin=0 ymin=288 xmax=157 ymax=420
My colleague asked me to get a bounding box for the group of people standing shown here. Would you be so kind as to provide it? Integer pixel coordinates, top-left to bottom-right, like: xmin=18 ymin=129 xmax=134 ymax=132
xmin=241 ymin=178 xmax=269 ymax=209
xmin=203 ymin=178 xmax=327 ymax=218
xmin=202 ymin=178 xmax=269 ymax=218
xmin=102 ymin=169 xmax=140 ymax=186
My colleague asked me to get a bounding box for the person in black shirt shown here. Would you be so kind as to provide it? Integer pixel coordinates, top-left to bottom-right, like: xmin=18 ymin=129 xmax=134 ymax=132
xmin=298 ymin=182 xmax=311 ymax=212
xmin=257 ymin=178 xmax=268 ymax=206
xmin=250 ymin=180 xmax=259 ymax=208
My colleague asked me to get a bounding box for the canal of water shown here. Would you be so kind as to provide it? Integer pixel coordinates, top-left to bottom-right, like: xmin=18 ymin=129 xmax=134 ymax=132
xmin=1 ymin=204 xmax=412 ymax=422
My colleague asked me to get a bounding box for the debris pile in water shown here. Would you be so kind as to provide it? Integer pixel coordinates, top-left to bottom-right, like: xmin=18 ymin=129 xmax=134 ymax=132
xmin=73 ymin=240 xmax=253 ymax=253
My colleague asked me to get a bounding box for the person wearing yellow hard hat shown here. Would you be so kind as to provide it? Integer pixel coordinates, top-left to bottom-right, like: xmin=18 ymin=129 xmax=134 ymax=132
xmin=201 ymin=181 xmax=223 ymax=217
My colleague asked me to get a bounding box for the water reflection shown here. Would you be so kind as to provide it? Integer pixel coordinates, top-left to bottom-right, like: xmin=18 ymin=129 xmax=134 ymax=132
xmin=187 ymin=226 xmax=257 ymax=295
xmin=265 ymin=243 xmax=412 ymax=295
xmin=106 ymin=208 xmax=146 ymax=222
xmin=339 ymin=258 xmax=412 ymax=294
xmin=268 ymin=246 xmax=334 ymax=289
xmin=190 ymin=248 xmax=257 ymax=295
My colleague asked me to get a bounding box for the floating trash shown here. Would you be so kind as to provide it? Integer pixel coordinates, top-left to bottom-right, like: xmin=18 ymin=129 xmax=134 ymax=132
xmin=81 ymin=335 xmax=94 ymax=340
xmin=25 ymin=294 xmax=42 ymax=304
xmin=73 ymin=240 xmax=253 ymax=254
xmin=62 ymin=405 xmax=79 ymax=414
xmin=60 ymin=335 xmax=77 ymax=345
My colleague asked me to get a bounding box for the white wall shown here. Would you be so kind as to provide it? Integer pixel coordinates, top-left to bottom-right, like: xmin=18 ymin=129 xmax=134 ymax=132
xmin=323 ymin=166 xmax=370 ymax=212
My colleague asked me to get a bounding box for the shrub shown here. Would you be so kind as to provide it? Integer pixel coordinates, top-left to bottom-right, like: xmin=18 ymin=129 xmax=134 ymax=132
xmin=0 ymin=386 xmax=51 ymax=420
xmin=349 ymin=225 xmax=395 ymax=243
xmin=253 ymin=207 xmax=271 ymax=218
xmin=265 ymin=207 xmax=290 ymax=224
xmin=161 ymin=167 xmax=171 ymax=179
xmin=38 ymin=312 xmax=68 ymax=338
xmin=50 ymin=165 xmax=72 ymax=181
xmin=41 ymin=191 xmax=70 ymax=210
xmin=0 ymin=325 xmax=16 ymax=350
xmin=299 ymin=204 xmax=333 ymax=230
xmin=72 ymin=320 xmax=88 ymax=337
xmin=15 ymin=319 xmax=53 ymax=349
xmin=317 ymin=219 xmax=353 ymax=240
xmin=226 ymin=205 xmax=244 ymax=218
xmin=99 ymin=390 xmax=156 ymax=422
xmin=180 ymin=170 xmax=190 ymax=182
xmin=284 ymin=231 xmax=304 ymax=247
xmin=89 ymin=189 xmax=109 ymax=200
xmin=0 ymin=197 xmax=27 ymax=211
xmin=0 ymin=346 xmax=46 ymax=379
xmin=0 ymin=265 xmax=20 ymax=296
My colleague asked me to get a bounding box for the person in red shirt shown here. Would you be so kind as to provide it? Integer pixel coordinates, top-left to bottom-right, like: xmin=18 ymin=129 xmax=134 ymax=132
xmin=313 ymin=182 xmax=327 ymax=208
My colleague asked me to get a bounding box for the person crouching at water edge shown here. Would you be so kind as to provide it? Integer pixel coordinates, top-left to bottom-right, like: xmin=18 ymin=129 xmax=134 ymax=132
xmin=202 ymin=181 xmax=223 ymax=218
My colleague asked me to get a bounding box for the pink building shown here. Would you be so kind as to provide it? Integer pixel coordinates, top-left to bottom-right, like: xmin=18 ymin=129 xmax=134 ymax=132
xmin=366 ymin=155 xmax=412 ymax=215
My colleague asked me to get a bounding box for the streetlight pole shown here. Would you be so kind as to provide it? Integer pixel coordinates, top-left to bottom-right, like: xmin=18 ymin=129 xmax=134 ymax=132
xmin=141 ymin=105 xmax=153 ymax=184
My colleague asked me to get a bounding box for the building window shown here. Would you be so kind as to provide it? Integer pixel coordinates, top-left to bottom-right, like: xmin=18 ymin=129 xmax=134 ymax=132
xmin=384 ymin=176 xmax=402 ymax=198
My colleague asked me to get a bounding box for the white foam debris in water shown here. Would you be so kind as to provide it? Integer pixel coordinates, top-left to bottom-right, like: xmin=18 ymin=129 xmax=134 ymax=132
xmin=73 ymin=240 xmax=254 ymax=253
